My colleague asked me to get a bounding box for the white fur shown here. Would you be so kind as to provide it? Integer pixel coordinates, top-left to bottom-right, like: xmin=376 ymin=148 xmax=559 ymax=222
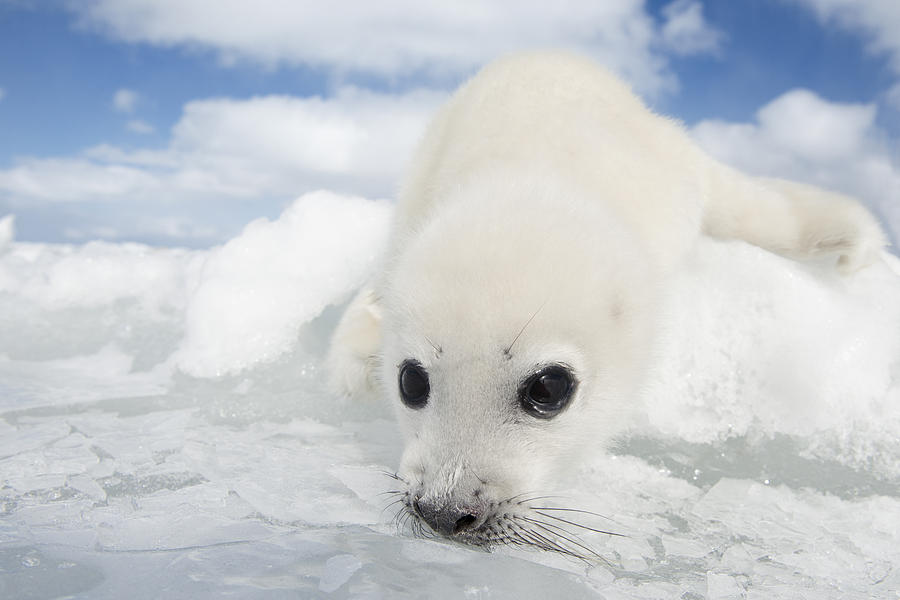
xmin=326 ymin=52 xmax=887 ymax=530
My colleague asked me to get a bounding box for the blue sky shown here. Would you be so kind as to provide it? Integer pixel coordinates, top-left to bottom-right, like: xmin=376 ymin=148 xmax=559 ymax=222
xmin=653 ymin=1 xmax=896 ymax=121
xmin=1 ymin=0 xmax=899 ymax=247
xmin=0 ymin=5 xmax=327 ymax=161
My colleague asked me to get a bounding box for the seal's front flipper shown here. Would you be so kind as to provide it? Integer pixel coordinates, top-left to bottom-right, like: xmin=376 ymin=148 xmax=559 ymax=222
xmin=326 ymin=286 xmax=382 ymax=400
xmin=702 ymin=165 xmax=887 ymax=273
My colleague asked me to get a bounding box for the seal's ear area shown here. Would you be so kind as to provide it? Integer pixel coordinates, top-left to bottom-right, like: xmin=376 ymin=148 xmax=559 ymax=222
xmin=703 ymin=167 xmax=887 ymax=274
xmin=327 ymin=286 xmax=382 ymax=400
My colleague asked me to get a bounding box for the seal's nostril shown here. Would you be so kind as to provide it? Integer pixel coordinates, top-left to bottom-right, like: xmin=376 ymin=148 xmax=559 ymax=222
xmin=415 ymin=498 xmax=481 ymax=536
xmin=453 ymin=513 xmax=477 ymax=534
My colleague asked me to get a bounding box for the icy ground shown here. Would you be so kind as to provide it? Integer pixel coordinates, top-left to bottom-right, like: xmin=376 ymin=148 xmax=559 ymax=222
xmin=1 ymin=192 xmax=899 ymax=599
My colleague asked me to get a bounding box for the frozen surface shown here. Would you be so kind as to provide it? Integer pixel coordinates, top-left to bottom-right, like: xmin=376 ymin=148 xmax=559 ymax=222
xmin=1 ymin=192 xmax=899 ymax=599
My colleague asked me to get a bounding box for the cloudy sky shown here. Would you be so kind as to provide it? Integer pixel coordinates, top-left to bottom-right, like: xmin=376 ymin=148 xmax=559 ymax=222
xmin=1 ymin=0 xmax=899 ymax=247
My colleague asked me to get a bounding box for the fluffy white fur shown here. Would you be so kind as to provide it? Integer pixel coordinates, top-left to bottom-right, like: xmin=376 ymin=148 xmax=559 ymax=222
xmin=326 ymin=52 xmax=886 ymax=544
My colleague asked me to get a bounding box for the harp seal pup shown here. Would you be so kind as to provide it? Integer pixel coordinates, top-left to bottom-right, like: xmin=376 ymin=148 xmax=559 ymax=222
xmin=327 ymin=52 xmax=886 ymax=548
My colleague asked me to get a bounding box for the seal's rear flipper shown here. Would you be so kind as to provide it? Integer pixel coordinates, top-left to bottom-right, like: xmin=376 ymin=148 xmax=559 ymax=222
xmin=326 ymin=286 xmax=382 ymax=400
xmin=702 ymin=165 xmax=887 ymax=273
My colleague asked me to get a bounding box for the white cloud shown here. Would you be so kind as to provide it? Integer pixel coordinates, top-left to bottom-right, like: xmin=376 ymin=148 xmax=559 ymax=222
xmin=173 ymin=88 xmax=443 ymax=180
xmin=0 ymin=157 xmax=161 ymax=203
xmin=70 ymin=0 xmax=721 ymax=98
xmin=126 ymin=119 xmax=155 ymax=134
xmin=691 ymin=89 xmax=900 ymax=243
xmin=112 ymin=88 xmax=139 ymax=113
xmin=0 ymin=214 xmax=14 ymax=251
xmin=755 ymin=90 xmax=876 ymax=162
xmin=2 ymin=87 xmax=443 ymax=203
xmin=660 ymin=0 xmax=723 ymax=56
xmin=62 ymin=217 xmax=217 ymax=242
xmin=790 ymin=0 xmax=900 ymax=73
xmin=0 ymin=87 xmax=444 ymax=243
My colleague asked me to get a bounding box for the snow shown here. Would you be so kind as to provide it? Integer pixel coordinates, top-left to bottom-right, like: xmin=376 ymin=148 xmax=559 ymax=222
xmin=1 ymin=191 xmax=899 ymax=599
xmin=174 ymin=190 xmax=391 ymax=377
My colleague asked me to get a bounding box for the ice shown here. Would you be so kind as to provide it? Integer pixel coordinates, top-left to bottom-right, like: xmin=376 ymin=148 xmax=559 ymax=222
xmin=1 ymin=190 xmax=899 ymax=598
xmin=318 ymin=553 xmax=363 ymax=593
xmin=706 ymin=572 xmax=744 ymax=599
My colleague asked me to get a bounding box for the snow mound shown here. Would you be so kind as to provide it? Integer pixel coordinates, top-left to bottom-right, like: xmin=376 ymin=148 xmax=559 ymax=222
xmin=175 ymin=190 xmax=391 ymax=377
xmin=643 ymin=240 xmax=900 ymax=478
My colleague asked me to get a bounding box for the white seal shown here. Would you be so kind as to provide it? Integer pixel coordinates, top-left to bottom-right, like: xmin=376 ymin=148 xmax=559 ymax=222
xmin=327 ymin=52 xmax=885 ymax=552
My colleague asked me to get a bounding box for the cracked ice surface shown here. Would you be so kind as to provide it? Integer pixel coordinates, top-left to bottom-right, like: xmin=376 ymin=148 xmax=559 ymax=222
xmin=1 ymin=192 xmax=899 ymax=599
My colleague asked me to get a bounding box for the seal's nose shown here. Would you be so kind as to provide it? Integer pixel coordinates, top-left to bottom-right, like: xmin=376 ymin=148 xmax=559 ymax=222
xmin=414 ymin=498 xmax=481 ymax=536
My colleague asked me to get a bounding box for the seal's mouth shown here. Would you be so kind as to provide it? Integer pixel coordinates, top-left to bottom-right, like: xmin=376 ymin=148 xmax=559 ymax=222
xmin=406 ymin=500 xmax=614 ymax=561
xmin=380 ymin=471 xmax=623 ymax=562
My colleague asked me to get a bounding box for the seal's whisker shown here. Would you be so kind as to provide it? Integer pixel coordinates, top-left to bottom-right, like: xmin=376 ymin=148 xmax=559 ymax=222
xmin=519 ymin=516 xmax=608 ymax=564
xmin=380 ymin=498 xmax=405 ymax=515
xmin=514 ymin=525 xmax=590 ymax=563
xmin=513 ymin=495 xmax=562 ymax=506
xmin=499 ymin=490 xmax=544 ymax=504
xmin=397 ymin=507 xmax=414 ymax=529
xmin=517 ymin=514 xmax=581 ymax=539
xmin=534 ymin=510 xmax=626 ymax=537
xmin=510 ymin=521 xmax=567 ymax=554
xmin=410 ymin=518 xmax=422 ymax=538
xmin=503 ymin=298 xmax=550 ymax=357
xmin=423 ymin=335 xmax=442 ymax=357
xmin=522 ymin=529 xmax=562 ymax=553
xmin=381 ymin=496 xmax=404 ymax=509
xmin=519 ymin=516 xmax=596 ymax=550
xmin=506 ymin=523 xmax=547 ymax=551
xmin=491 ymin=527 xmax=516 ymax=548
xmin=528 ymin=506 xmax=617 ymax=522
xmin=377 ymin=470 xmax=407 ymax=483
xmin=472 ymin=470 xmax=489 ymax=486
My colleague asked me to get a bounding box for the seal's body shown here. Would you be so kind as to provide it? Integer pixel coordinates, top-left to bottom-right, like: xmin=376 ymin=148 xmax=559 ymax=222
xmin=327 ymin=52 xmax=885 ymax=549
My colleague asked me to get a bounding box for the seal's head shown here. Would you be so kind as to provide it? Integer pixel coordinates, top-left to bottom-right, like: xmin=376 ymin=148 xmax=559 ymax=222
xmin=380 ymin=174 xmax=659 ymax=550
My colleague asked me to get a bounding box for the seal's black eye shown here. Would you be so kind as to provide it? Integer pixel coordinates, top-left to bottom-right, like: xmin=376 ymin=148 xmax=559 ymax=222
xmin=399 ymin=360 xmax=430 ymax=409
xmin=519 ymin=365 xmax=576 ymax=419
